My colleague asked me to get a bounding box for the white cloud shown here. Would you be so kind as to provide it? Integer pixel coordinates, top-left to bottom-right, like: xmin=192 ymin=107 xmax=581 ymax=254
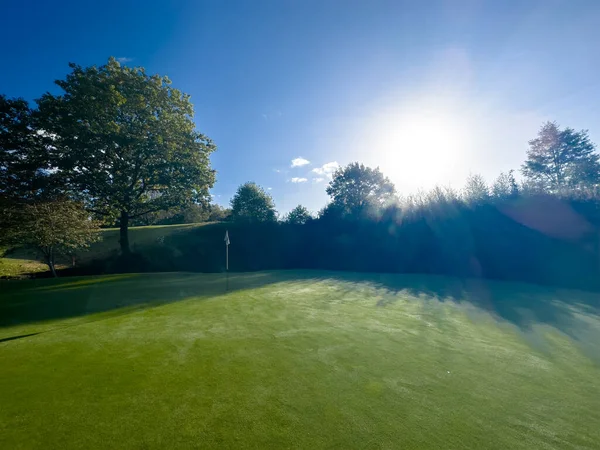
xmin=291 ymin=157 xmax=310 ymax=167
xmin=312 ymin=177 xmax=325 ymax=183
xmin=267 ymin=187 xmax=272 ymax=190
xmin=312 ymin=161 xmax=339 ymax=178
xmin=261 ymin=111 xmax=282 ymax=121
xmin=116 ymin=57 xmax=133 ymax=63
xmin=291 ymin=177 xmax=308 ymax=183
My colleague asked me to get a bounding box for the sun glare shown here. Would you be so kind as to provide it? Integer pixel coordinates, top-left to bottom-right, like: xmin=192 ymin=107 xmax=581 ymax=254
xmin=378 ymin=112 xmax=467 ymax=189
xmin=358 ymin=96 xmax=471 ymax=192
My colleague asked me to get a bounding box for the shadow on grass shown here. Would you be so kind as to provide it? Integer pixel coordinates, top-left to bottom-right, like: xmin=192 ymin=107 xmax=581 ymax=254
xmin=1 ymin=270 xmax=599 ymax=344
xmin=0 ymin=271 xmax=292 ymax=329
xmin=357 ymin=272 xmax=600 ymax=343
xmin=0 ymin=332 xmax=41 ymax=343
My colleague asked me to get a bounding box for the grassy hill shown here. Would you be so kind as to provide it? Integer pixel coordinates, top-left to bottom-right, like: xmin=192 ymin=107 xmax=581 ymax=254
xmin=1 ymin=271 xmax=599 ymax=448
xmin=0 ymin=223 xmax=206 ymax=278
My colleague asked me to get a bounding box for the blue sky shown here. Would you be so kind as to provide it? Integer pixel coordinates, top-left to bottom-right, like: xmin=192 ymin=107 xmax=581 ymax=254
xmin=3 ymin=0 xmax=600 ymax=213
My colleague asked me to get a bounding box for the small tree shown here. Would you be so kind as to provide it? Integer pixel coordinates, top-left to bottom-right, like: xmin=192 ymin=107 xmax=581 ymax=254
xmin=230 ymin=182 xmax=276 ymax=223
xmin=285 ymin=205 xmax=312 ymax=224
xmin=326 ymin=162 xmax=395 ymax=216
xmin=491 ymin=170 xmax=519 ymax=200
xmin=16 ymin=200 xmax=100 ymax=277
xmin=463 ymin=174 xmax=490 ymax=205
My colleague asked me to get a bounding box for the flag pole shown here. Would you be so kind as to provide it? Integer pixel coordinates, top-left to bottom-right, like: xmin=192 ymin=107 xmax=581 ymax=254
xmin=226 ymin=241 xmax=229 ymax=292
xmin=224 ymin=230 xmax=230 ymax=292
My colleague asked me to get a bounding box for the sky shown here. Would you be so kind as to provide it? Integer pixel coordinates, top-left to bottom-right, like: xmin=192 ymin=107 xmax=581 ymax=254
xmin=3 ymin=0 xmax=600 ymax=214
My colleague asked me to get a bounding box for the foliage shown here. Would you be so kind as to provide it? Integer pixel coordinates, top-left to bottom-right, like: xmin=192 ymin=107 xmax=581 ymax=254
xmin=522 ymin=121 xmax=600 ymax=190
xmin=326 ymin=162 xmax=396 ymax=216
xmin=0 ymin=197 xmax=21 ymax=246
xmin=5 ymin=186 xmax=600 ymax=290
xmin=230 ymin=182 xmax=276 ymax=223
xmin=285 ymin=205 xmax=312 ymax=224
xmin=0 ymin=95 xmax=54 ymax=201
xmin=491 ymin=170 xmax=519 ymax=200
xmin=162 ymin=204 xmax=209 ymax=225
xmin=463 ymin=174 xmax=490 ymax=205
xmin=207 ymin=204 xmax=232 ymax=222
xmin=11 ymin=200 xmax=100 ymax=276
xmin=131 ymin=203 xmax=209 ymax=226
xmin=129 ymin=203 xmax=231 ymax=226
xmin=36 ymin=57 xmax=216 ymax=253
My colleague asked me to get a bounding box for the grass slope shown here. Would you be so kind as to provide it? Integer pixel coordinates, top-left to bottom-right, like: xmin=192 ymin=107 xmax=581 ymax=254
xmin=0 ymin=223 xmax=204 ymax=277
xmin=1 ymin=271 xmax=599 ymax=449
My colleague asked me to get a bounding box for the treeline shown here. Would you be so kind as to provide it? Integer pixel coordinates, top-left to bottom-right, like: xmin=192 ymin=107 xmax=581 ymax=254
xmin=98 ymin=183 xmax=600 ymax=291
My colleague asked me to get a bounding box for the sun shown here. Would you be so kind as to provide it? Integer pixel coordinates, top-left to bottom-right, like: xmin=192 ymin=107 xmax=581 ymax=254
xmin=367 ymin=107 xmax=469 ymax=191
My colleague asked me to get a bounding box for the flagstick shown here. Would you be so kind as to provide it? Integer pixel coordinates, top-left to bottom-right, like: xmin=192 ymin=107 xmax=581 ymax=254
xmin=225 ymin=230 xmax=230 ymax=292
xmin=226 ymin=241 xmax=229 ymax=292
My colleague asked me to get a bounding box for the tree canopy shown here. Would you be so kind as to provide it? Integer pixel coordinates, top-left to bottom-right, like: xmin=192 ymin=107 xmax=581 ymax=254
xmin=522 ymin=121 xmax=600 ymax=190
xmin=326 ymin=162 xmax=396 ymax=216
xmin=285 ymin=205 xmax=312 ymax=225
xmin=463 ymin=174 xmax=490 ymax=205
xmin=36 ymin=57 xmax=216 ymax=253
xmin=230 ymin=182 xmax=276 ymax=223
xmin=491 ymin=170 xmax=519 ymax=200
xmin=0 ymin=95 xmax=52 ymax=201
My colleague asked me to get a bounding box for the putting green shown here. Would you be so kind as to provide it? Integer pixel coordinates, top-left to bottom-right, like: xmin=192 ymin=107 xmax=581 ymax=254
xmin=1 ymin=271 xmax=599 ymax=449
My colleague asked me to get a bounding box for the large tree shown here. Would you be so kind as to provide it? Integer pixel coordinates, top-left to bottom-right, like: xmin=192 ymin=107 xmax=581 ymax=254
xmin=326 ymin=162 xmax=396 ymax=216
xmin=230 ymin=182 xmax=277 ymax=223
xmin=522 ymin=121 xmax=600 ymax=191
xmin=37 ymin=58 xmax=216 ymax=253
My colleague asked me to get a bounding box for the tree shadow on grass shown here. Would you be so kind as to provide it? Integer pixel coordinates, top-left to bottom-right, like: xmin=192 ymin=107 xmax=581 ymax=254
xmin=246 ymin=270 xmax=600 ymax=347
xmin=0 ymin=271 xmax=285 ymax=329
xmin=2 ymin=270 xmax=599 ymax=347
xmin=356 ymin=272 xmax=600 ymax=345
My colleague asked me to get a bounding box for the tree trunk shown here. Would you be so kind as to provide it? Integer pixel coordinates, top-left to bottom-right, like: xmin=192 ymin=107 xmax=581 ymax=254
xmin=119 ymin=210 xmax=131 ymax=254
xmin=46 ymin=249 xmax=57 ymax=277
xmin=49 ymin=261 xmax=57 ymax=278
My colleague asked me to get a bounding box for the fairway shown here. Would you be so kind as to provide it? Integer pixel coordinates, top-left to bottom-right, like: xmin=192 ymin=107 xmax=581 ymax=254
xmin=1 ymin=271 xmax=599 ymax=449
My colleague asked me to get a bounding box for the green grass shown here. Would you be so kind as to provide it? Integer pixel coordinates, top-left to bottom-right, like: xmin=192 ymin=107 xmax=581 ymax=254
xmin=1 ymin=271 xmax=599 ymax=449
xmin=0 ymin=223 xmax=205 ymax=277
xmin=0 ymin=257 xmax=48 ymax=278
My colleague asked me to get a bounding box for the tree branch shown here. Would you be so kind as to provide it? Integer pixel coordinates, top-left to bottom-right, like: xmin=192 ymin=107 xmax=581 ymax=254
xmin=128 ymin=206 xmax=168 ymax=218
xmin=86 ymin=208 xmax=112 ymax=216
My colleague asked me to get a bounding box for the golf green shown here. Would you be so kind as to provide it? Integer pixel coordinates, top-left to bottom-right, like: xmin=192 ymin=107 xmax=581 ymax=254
xmin=1 ymin=271 xmax=599 ymax=449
